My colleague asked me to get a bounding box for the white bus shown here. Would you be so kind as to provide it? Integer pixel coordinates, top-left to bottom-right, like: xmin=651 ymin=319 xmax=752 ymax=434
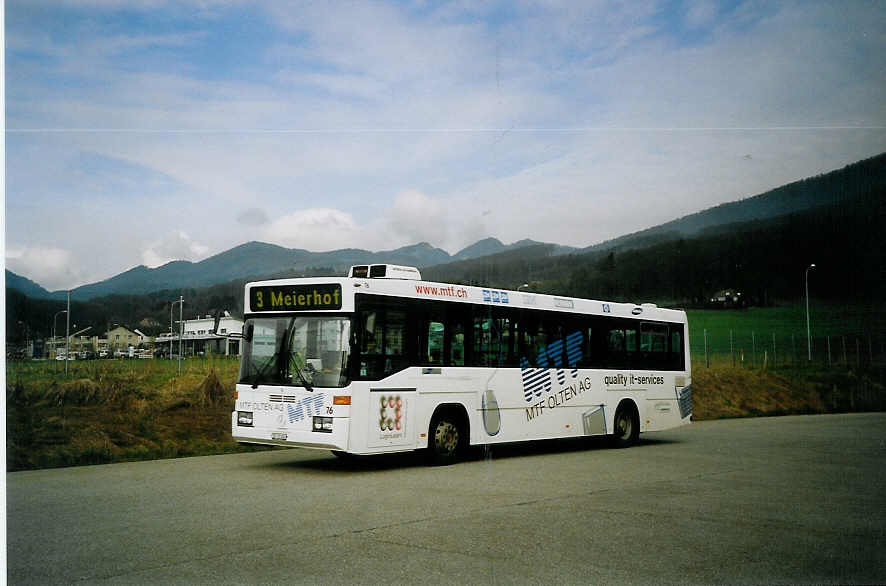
xmin=232 ymin=264 xmax=691 ymax=464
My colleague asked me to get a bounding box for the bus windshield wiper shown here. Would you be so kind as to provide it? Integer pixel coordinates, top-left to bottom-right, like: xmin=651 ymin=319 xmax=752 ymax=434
xmin=290 ymin=356 xmax=314 ymax=393
xmin=250 ymin=357 xmax=277 ymax=389
xmin=281 ymin=318 xmax=314 ymax=392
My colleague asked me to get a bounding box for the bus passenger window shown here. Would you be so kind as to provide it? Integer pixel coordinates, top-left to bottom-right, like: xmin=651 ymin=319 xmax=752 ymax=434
xmin=671 ymin=329 xmax=682 ymax=354
xmin=450 ymin=323 xmax=465 ymax=366
xmin=472 ymin=317 xmax=496 ymax=366
xmin=625 ymin=329 xmax=638 ymax=365
xmin=361 ymin=311 xmax=381 ymax=354
xmin=640 ymin=323 xmax=668 ymax=369
xmin=670 ymin=327 xmax=684 ymax=370
xmin=582 ymin=328 xmax=593 ymax=367
xmin=385 ymin=311 xmax=406 ymax=356
xmin=532 ymin=325 xmax=549 ymax=367
xmin=607 ymin=328 xmax=630 ymax=368
xmin=608 ymin=329 xmax=625 ymax=353
xmin=428 ymin=321 xmax=444 ymax=363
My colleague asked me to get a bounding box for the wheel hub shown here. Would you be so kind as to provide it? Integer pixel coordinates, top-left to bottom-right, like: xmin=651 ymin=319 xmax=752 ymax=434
xmin=435 ymin=421 xmax=458 ymax=452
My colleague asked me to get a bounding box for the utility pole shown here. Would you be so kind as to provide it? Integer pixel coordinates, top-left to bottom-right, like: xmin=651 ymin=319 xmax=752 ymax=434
xmin=65 ymin=290 xmax=71 ymax=376
xmin=178 ymin=296 xmax=184 ymax=375
xmin=806 ymin=264 xmax=816 ymax=361
xmin=171 ymin=296 xmax=184 ymax=374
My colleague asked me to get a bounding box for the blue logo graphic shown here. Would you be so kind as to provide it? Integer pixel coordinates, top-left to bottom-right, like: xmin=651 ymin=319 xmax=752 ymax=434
xmin=287 ymin=394 xmax=326 ymax=423
xmin=482 ymin=289 xmax=510 ymax=304
xmin=521 ymin=331 xmax=583 ymax=402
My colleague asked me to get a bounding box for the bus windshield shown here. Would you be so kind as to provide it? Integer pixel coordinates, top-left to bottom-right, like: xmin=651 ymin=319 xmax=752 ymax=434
xmin=239 ymin=316 xmax=352 ymax=388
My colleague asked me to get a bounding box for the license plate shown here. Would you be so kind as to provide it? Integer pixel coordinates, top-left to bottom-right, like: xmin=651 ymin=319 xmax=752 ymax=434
xmin=272 ymin=432 xmax=288 ymax=441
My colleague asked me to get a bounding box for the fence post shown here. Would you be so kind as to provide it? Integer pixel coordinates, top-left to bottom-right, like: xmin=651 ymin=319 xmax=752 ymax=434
xmin=752 ymin=331 xmax=756 ymax=368
xmin=827 ymin=336 xmax=832 ymax=368
xmin=772 ymin=333 xmax=777 ymax=368
xmin=704 ymin=328 xmax=709 ymax=368
xmin=730 ymin=330 xmax=735 ymax=367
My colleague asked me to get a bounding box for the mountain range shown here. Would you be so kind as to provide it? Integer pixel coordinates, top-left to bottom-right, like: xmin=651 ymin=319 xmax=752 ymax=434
xmin=6 ymin=237 xmax=565 ymax=301
xmin=7 ymin=152 xmax=885 ymax=301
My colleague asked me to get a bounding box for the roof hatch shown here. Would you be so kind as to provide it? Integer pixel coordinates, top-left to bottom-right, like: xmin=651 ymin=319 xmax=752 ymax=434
xmin=348 ymin=264 xmax=422 ymax=280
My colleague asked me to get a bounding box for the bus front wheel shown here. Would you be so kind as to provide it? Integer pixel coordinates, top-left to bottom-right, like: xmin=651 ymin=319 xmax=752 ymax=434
xmin=428 ymin=414 xmax=463 ymax=465
xmin=610 ymin=402 xmax=640 ymax=448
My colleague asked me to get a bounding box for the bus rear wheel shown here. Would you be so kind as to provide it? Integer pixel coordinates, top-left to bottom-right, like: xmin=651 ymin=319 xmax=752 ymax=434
xmin=428 ymin=414 xmax=463 ymax=465
xmin=610 ymin=402 xmax=639 ymax=448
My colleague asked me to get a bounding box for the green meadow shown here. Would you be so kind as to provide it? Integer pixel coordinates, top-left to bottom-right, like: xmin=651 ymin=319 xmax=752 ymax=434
xmin=6 ymin=357 xmax=268 ymax=471
xmin=6 ymin=303 xmax=885 ymax=471
xmin=687 ymin=302 xmax=886 ymax=368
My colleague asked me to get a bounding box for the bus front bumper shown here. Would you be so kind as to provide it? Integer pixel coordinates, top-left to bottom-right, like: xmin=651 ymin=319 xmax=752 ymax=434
xmin=231 ymin=411 xmax=349 ymax=451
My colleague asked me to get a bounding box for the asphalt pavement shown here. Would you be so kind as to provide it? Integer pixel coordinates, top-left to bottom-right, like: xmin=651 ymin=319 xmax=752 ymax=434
xmin=7 ymin=412 xmax=886 ymax=584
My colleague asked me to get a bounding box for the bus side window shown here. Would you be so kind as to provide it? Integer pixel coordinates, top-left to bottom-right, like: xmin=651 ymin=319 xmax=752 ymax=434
xmin=503 ymin=314 xmax=519 ymax=367
xmin=427 ymin=320 xmax=444 ymax=363
xmin=625 ymin=329 xmax=637 ymax=350
xmin=384 ymin=311 xmax=407 ymax=375
xmin=517 ymin=316 xmax=537 ymax=366
xmin=361 ymin=311 xmax=381 ymax=354
xmin=640 ymin=323 xmax=668 ymax=369
xmin=606 ymin=327 xmax=637 ymax=368
xmin=543 ymin=322 xmax=565 ymax=368
xmin=449 ymin=322 xmax=465 ymax=366
xmin=607 ymin=329 xmax=625 ymax=363
xmin=582 ymin=327 xmax=593 ymax=368
xmin=472 ymin=315 xmax=499 ymax=367
xmin=532 ymin=324 xmax=548 ymax=367
xmin=498 ymin=316 xmax=513 ymax=366
xmin=670 ymin=326 xmax=684 ymax=370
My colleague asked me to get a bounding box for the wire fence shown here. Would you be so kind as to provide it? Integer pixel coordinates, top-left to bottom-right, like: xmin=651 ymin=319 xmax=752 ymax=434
xmin=693 ymin=330 xmax=885 ymax=371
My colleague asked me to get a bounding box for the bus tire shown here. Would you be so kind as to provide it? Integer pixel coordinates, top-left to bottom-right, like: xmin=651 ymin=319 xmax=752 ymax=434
xmin=610 ymin=401 xmax=640 ymax=448
xmin=428 ymin=410 xmax=465 ymax=466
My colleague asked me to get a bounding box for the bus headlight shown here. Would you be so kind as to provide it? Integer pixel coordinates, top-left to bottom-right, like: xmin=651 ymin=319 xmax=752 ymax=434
xmin=312 ymin=416 xmax=333 ymax=433
xmin=237 ymin=411 xmax=254 ymax=427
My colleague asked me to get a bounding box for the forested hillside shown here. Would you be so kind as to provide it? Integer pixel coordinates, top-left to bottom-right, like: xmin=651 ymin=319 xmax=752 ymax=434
xmin=7 ymin=152 xmax=884 ymax=343
xmin=425 ymin=190 xmax=884 ymax=305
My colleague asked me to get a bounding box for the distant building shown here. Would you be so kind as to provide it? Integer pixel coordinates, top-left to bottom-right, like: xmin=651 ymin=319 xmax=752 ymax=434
xmin=156 ymin=312 xmax=243 ymax=357
xmin=49 ymin=327 xmax=100 ymax=358
xmin=106 ymin=326 xmax=145 ymax=353
xmin=708 ymin=289 xmax=745 ymax=309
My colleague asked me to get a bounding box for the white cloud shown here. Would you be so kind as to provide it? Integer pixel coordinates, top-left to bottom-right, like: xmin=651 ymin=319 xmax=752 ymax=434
xmin=5 ymin=0 xmax=886 ymax=288
xmin=387 ymin=190 xmax=448 ymax=247
xmin=142 ymin=231 xmax=211 ymax=268
xmin=237 ymin=208 xmax=269 ymax=226
xmin=263 ymin=208 xmax=365 ymax=251
xmin=5 ymin=245 xmax=83 ymax=291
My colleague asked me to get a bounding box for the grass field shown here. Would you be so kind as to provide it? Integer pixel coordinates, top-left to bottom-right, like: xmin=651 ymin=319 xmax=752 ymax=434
xmin=6 ymin=322 xmax=885 ymax=471
xmin=687 ymin=301 xmax=886 ymax=368
xmin=6 ymin=357 xmax=269 ymax=471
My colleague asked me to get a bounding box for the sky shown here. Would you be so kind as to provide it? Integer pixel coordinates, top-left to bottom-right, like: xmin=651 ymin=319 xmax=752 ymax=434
xmin=4 ymin=0 xmax=885 ymax=291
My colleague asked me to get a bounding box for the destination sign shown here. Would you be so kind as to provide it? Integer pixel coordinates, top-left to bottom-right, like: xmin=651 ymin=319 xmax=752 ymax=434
xmin=250 ymin=284 xmax=342 ymax=312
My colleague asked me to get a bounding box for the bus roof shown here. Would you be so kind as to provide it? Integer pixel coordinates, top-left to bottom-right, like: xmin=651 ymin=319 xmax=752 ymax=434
xmin=244 ymin=275 xmax=686 ymax=323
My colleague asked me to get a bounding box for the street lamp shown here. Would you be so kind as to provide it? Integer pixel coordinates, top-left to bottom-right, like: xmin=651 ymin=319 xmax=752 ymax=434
xmin=171 ymin=296 xmax=184 ymax=374
xmin=517 ymin=283 xmax=529 ymax=292
xmin=806 ymin=264 xmax=816 ymax=361
xmin=52 ymin=309 xmax=67 ymax=360
xmin=65 ymin=290 xmax=71 ymax=375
